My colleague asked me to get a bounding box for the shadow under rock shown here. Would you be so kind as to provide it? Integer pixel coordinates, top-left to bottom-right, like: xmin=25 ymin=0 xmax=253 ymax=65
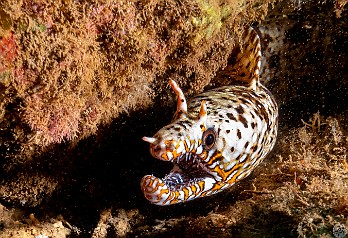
xmin=32 ymin=101 xmax=222 ymax=235
xmin=34 ymin=104 xmax=173 ymax=234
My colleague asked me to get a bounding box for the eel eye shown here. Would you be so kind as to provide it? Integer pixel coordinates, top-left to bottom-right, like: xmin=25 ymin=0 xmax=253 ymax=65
xmin=202 ymin=128 xmax=216 ymax=150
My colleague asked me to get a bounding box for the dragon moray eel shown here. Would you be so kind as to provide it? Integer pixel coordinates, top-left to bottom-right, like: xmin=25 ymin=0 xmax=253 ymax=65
xmin=141 ymin=28 xmax=278 ymax=205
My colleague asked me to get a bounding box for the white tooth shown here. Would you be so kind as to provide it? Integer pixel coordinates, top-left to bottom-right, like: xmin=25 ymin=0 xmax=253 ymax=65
xmin=196 ymin=146 xmax=203 ymax=155
xmin=167 ymin=152 xmax=173 ymax=161
xmin=202 ymin=177 xmax=215 ymax=191
xmin=177 ymin=142 xmax=185 ymax=153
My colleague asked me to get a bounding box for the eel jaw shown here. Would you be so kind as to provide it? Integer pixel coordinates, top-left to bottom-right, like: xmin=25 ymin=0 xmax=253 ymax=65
xmin=141 ymin=153 xmax=218 ymax=206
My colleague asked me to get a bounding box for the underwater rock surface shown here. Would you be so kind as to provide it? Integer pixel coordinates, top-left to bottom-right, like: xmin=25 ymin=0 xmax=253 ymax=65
xmin=0 ymin=0 xmax=347 ymax=237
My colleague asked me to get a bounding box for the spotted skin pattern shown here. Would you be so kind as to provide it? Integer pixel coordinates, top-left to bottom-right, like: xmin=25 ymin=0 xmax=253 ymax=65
xmin=141 ymin=28 xmax=278 ymax=205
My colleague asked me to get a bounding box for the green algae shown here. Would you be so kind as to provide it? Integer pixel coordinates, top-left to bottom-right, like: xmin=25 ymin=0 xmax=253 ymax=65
xmin=191 ymin=0 xmax=232 ymax=43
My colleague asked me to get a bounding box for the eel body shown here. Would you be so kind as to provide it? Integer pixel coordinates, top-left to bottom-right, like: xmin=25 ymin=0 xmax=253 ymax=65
xmin=141 ymin=28 xmax=278 ymax=205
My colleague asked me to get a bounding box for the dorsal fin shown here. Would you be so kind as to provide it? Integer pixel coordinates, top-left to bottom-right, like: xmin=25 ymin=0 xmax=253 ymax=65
xmin=220 ymin=28 xmax=262 ymax=91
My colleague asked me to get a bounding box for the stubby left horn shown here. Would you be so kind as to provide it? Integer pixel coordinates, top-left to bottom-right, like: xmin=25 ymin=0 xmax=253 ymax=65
xmin=142 ymin=136 xmax=157 ymax=144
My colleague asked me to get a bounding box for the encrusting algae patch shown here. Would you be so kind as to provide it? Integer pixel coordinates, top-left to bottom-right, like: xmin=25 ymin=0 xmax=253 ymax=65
xmin=0 ymin=0 xmax=347 ymax=237
xmin=0 ymin=0 xmax=273 ymax=153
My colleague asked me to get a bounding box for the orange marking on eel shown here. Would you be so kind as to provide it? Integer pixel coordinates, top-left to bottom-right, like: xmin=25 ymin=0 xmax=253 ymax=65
xmin=214 ymin=163 xmax=243 ymax=182
xmin=211 ymin=181 xmax=225 ymax=192
xmin=163 ymin=191 xmax=175 ymax=204
xmin=190 ymin=140 xmax=195 ymax=149
xmin=202 ymin=151 xmax=208 ymax=159
xmin=197 ymin=181 xmax=205 ymax=192
xmin=147 ymin=178 xmax=154 ymax=187
xmin=157 ymin=188 xmax=170 ymax=201
xmin=164 ymin=140 xmax=174 ymax=146
xmin=207 ymin=151 xmax=222 ymax=165
xmin=175 ymin=142 xmax=181 ymax=149
xmin=183 ymin=140 xmax=190 ymax=152
xmin=170 ymin=191 xmax=180 ymax=204
xmin=198 ymin=139 xmax=202 ymax=146
xmin=161 ymin=153 xmax=169 ymax=161
xmin=149 ymin=184 xmax=159 ymax=193
xmin=183 ymin=187 xmax=190 ymax=201
xmin=191 ymin=184 xmax=197 ymax=194
xmin=227 ymin=169 xmax=244 ymax=185
xmin=157 ymin=180 xmax=165 ymax=187
xmin=172 ymin=150 xmax=181 ymax=159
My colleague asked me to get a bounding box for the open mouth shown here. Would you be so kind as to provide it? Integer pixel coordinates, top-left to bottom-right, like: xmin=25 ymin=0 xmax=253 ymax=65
xmin=163 ymin=153 xmax=214 ymax=190
xmin=141 ymin=152 xmax=218 ymax=205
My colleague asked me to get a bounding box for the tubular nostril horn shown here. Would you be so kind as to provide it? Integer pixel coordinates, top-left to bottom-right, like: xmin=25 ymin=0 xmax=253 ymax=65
xmin=142 ymin=136 xmax=156 ymax=144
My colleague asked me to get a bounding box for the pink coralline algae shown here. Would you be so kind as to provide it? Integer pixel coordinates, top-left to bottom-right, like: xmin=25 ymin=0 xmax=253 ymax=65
xmin=24 ymin=94 xmax=81 ymax=145
xmin=0 ymin=32 xmax=17 ymax=73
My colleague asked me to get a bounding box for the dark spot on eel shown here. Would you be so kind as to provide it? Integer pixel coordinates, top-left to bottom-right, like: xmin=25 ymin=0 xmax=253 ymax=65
xmin=236 ymin=105 xmax=244 ymax=114
xmin=237 ymin=129 xmax=242 ymax=139
xmin=238 ymin=115 xmax=248 ymax=128
xmin=227 ymin=113 xmax=236 ymax=121
xmin=244 ymin=141 xmax=249 ymax=149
